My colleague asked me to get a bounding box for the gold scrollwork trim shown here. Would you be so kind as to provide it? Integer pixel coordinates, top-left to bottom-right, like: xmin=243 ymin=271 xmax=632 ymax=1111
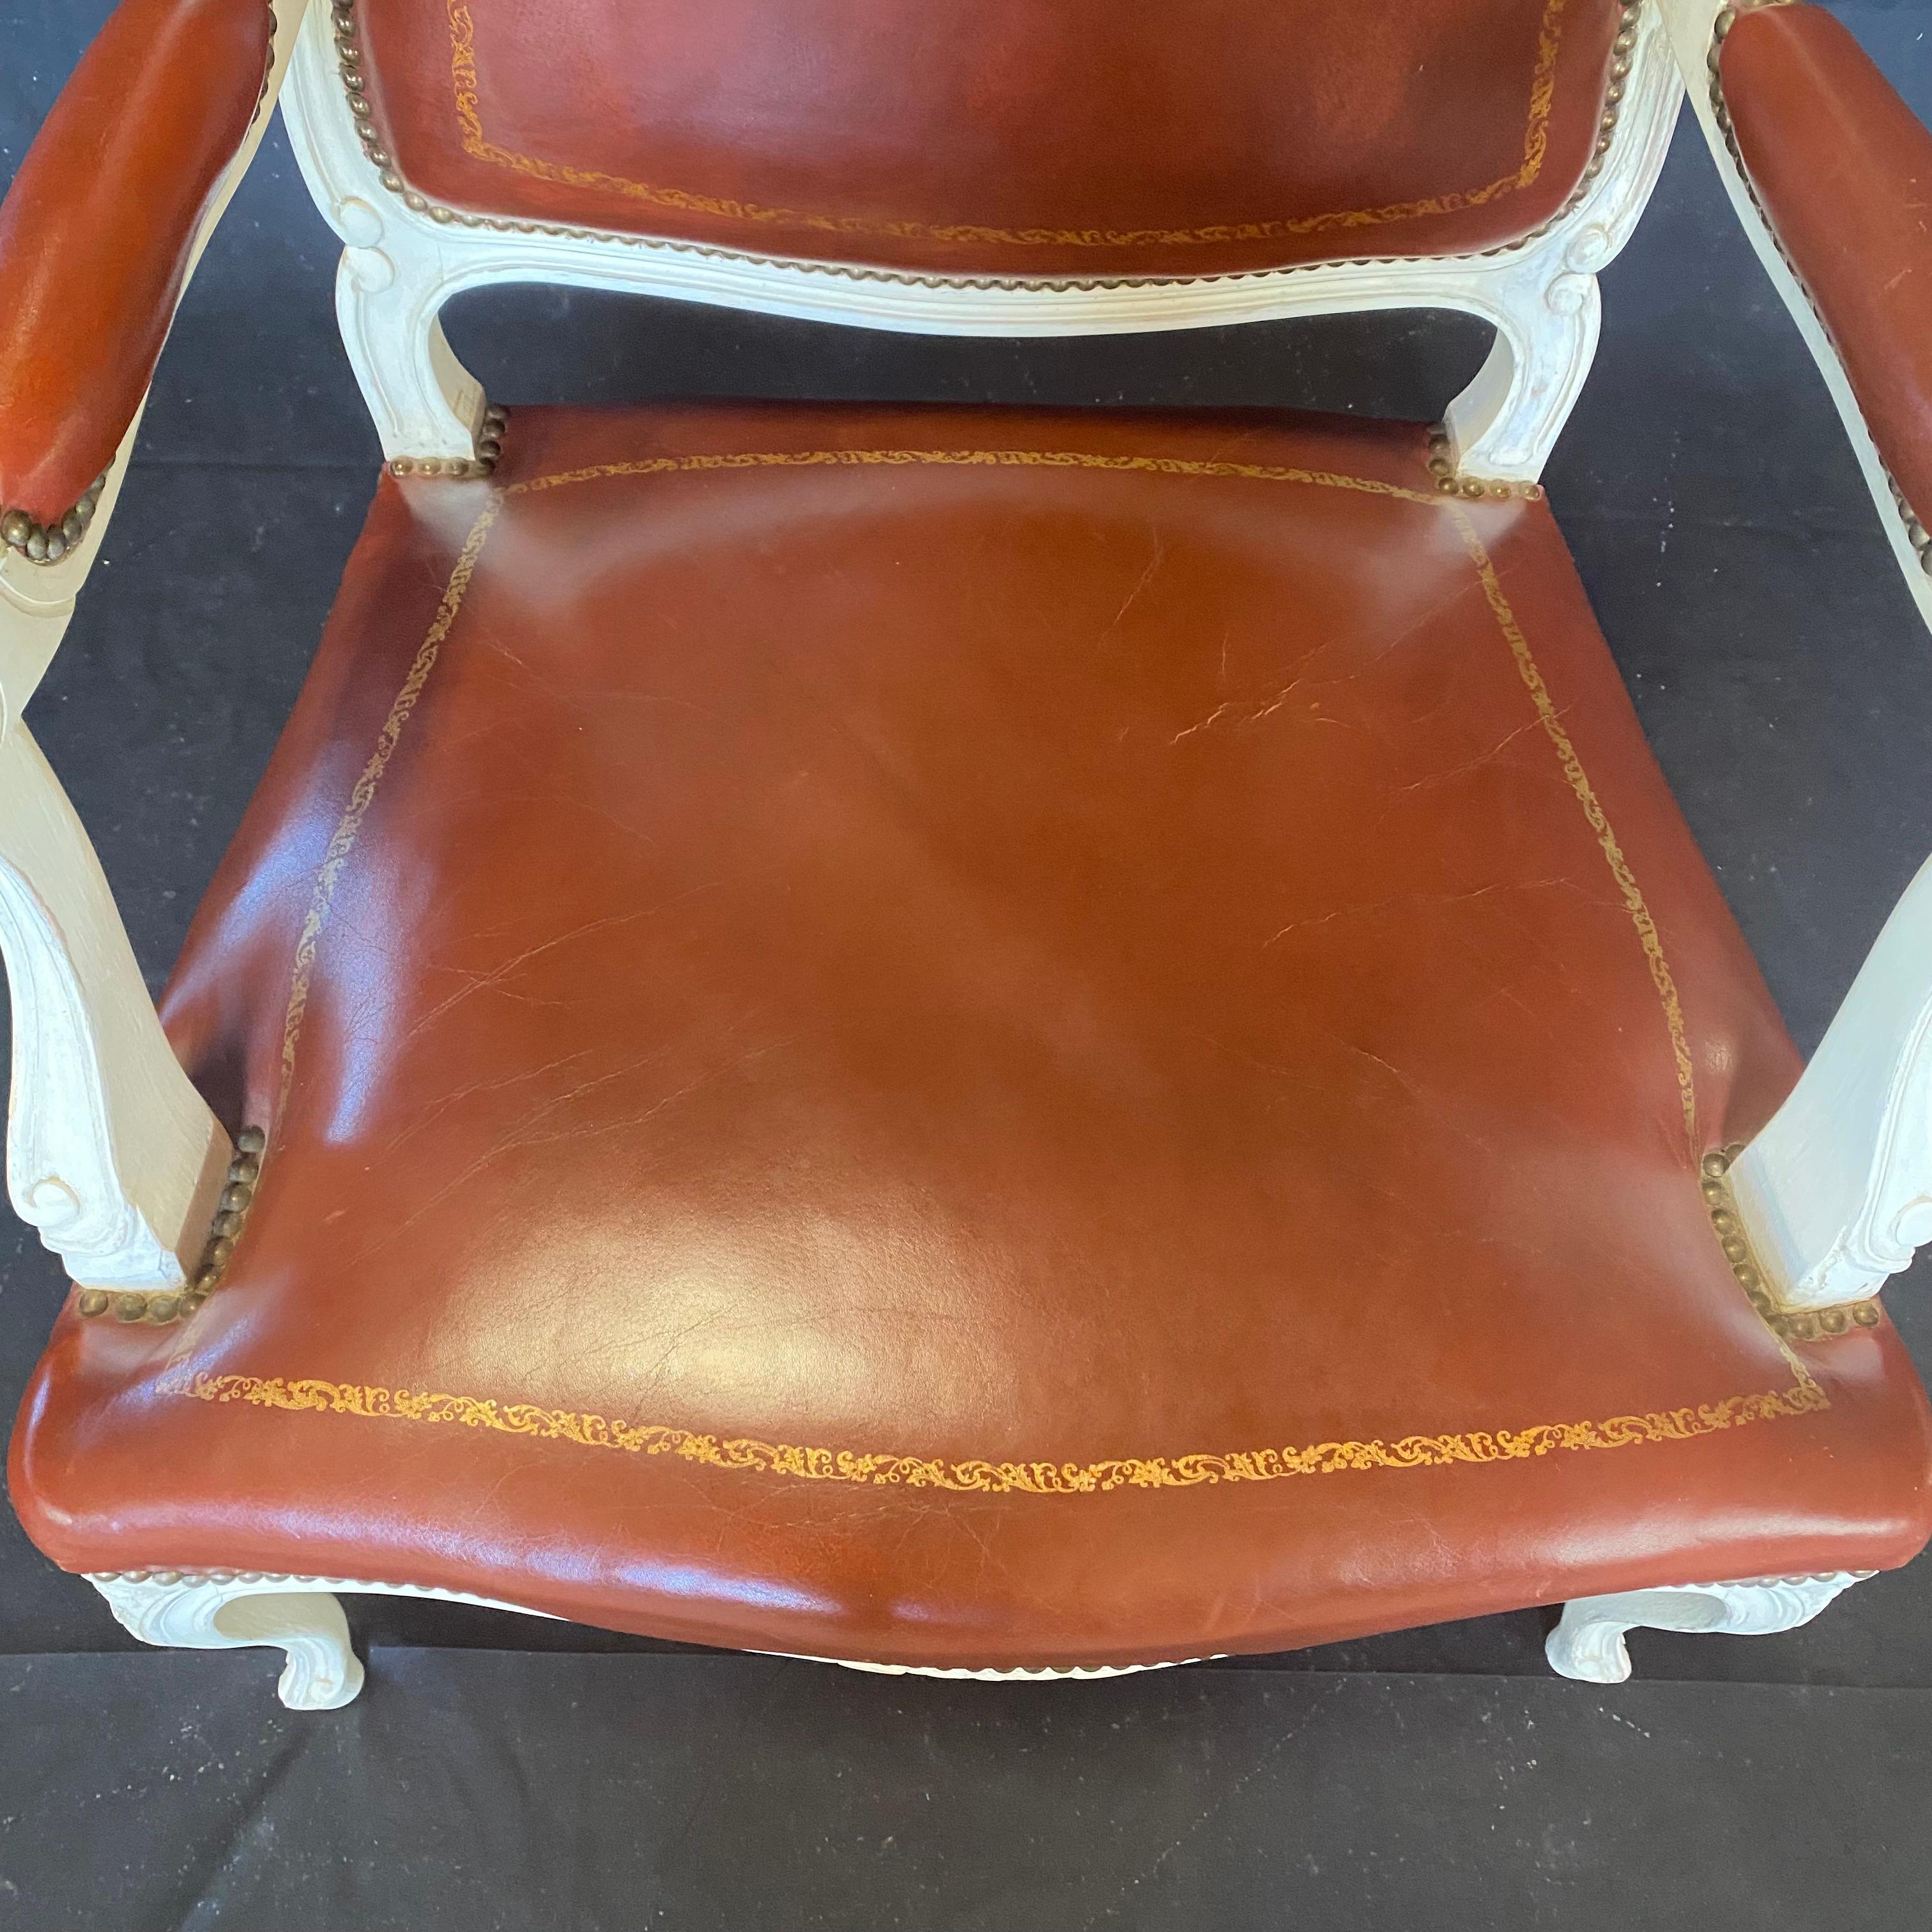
xmin=443 ymin=0 xmax=1575 ymax=252
xmin=1455 ymin=509 xmax=1699 ymax=1146
xmin=165 ymin=1370 xmax=1828 ymax=1494
xmin=509 ymin=447 xmax=1436 ymax=505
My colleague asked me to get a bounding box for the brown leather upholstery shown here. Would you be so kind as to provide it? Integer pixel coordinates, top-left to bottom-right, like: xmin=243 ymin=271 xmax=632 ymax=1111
xmin=1722 ymin=1 xmax=1932 ymax=528
xmin=0 ymin=0 xmax=271 ymax=525
xmin=355 ymin=0 xmax=1628 ymax=278
xmin=13 ymin=405 xmax=1930 ymax=1668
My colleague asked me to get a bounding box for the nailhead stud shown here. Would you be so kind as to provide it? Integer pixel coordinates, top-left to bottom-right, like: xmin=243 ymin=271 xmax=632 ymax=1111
xmin=77 ymin=1124 xmax=268 ymax=1324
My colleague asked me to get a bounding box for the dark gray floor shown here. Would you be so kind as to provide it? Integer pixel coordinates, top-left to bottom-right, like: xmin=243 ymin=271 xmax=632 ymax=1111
xmin=8 ymin=1648 xmax=1932 ymax=1932
xmin=3 ymin=3 xmax=1932 ymax=1926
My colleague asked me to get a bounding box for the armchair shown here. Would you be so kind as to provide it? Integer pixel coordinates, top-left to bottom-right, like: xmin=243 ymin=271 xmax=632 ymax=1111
xmin=3 ymin=0 xmax=1931 ymax=1710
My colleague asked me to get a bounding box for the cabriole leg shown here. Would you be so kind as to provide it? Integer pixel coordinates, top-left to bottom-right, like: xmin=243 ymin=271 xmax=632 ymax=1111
xmin=89 ymin=1572 xmax=365 ymax=1711
xmin=1546 ymin=1571 xmax=1870 ymax=1683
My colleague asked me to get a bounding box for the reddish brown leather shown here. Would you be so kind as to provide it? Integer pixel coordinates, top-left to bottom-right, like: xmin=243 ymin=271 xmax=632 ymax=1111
xmin=0 ymin=0 xmax=270 ymax=523
xmin=13 ymin=404 xmax=1931 ymax=1667
xmin=358 ymin=0 xmax=1627 ymax=277
xmin=1722 ymin=3 xmax=1932 ymax=526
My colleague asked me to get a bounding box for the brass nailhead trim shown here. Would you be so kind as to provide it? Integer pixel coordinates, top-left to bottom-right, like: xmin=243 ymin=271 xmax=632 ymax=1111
xmin=89 ymin=1569 xmax=355 ymax=1586
xmin=329 ymin=0 xmax=1650 ymax=297
xmin=330 ymin=6 xmax=496 ymax=480
xmin=1418 ymin=0 xmax=1638 ymax=502
xmin=1706 ymin=3 xmax=1931 ymax=578
xmin=74 ymin=1126 xmax=266 ymax=1328
xmin=1 ymin=468 xmax=109 ymax=569
xmin=1700 ymin=1146 xmax=1881 ymax=1343
xmin=1425 ymin=422 xmax=1547 ymax=500
xmin=255 ymin=3 xmax=279 ymax=123
xmin=390 ymin=404 xmax=507 ymax=480
xmin=1479 ymin=1 xmax=1644 ymax=254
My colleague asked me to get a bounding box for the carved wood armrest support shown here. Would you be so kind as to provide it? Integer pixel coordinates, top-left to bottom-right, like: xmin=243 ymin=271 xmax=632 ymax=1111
xmin=0 ymin=4 xmax=309 ymax=1294
xmin=0 ymin=0 xmax=310 ymax=570
xmin=1650 ymin=5 xmax=1932 ymax=1312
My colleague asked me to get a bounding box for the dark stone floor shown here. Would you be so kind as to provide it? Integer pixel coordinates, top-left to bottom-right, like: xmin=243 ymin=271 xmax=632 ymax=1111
xmin=1 ymin=4 xmax=1929 ymax=1926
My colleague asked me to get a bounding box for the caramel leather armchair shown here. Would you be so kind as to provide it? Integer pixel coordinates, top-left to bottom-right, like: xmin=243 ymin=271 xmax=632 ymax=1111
xmin=3 ymin=0 xmax=1931 ymax=1709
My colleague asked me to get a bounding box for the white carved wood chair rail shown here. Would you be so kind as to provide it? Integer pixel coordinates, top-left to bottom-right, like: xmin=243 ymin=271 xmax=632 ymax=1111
xmin=279 ymin=0 xmax=1682 ymax=486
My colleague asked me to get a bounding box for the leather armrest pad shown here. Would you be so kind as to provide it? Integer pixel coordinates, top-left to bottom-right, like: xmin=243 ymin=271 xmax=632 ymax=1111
xmin=0 ymin=0 xmax=272 ymax=523
xmin=1722 ymin=3 xmax=1932 ymax=523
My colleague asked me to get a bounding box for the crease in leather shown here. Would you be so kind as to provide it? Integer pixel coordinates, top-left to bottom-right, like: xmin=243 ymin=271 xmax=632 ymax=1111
xmin=276 ymin=495 xmax=503 ymax=1128
xmin=442 ymin=0 xmax=1568 ymax=250
xmin=231 ymin=447 xmax=1790 ymax=1497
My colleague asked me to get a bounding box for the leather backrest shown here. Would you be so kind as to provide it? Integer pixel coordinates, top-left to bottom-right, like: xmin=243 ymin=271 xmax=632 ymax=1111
xmin=352 ymin=0 xmax=1629 ymax=279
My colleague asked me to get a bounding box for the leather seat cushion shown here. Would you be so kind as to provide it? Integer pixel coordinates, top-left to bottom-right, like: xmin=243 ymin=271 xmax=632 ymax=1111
xmin=353 ymin=0 xmax=1629 ymax=277
xmin=14 ymin=402 xmax=1932 ymax=1669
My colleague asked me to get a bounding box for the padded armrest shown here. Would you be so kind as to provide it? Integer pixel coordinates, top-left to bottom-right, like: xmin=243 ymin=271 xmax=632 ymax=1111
xmin=0 ymin=0 xmax=273 ymax=545
xmin=1719 ymin=3 xmax=1932 ymax=537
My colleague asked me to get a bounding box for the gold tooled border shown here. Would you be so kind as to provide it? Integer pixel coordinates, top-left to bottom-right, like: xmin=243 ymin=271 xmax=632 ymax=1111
xmin=222 ymin=443 xmax=1820 ymax=1498
xmin=163 ymin=1369 xmax=1826 ymax=1494
xmin=443 ymin=0 xmax=1574 ymax=252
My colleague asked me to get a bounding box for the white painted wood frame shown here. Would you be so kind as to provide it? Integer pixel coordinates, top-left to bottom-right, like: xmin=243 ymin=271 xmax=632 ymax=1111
xmin=90 ymin=1558 xmax=1871 ymax=1708
xmin=89 ymin=1568 xmax=1207 ymax=1708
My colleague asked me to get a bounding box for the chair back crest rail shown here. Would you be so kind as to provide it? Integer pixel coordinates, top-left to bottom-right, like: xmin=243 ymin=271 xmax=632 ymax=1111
xmin=286 ymin=0 xmax=1673 ymax=485
xmin=0 ymin=0 xmax=1928 ymax=1321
